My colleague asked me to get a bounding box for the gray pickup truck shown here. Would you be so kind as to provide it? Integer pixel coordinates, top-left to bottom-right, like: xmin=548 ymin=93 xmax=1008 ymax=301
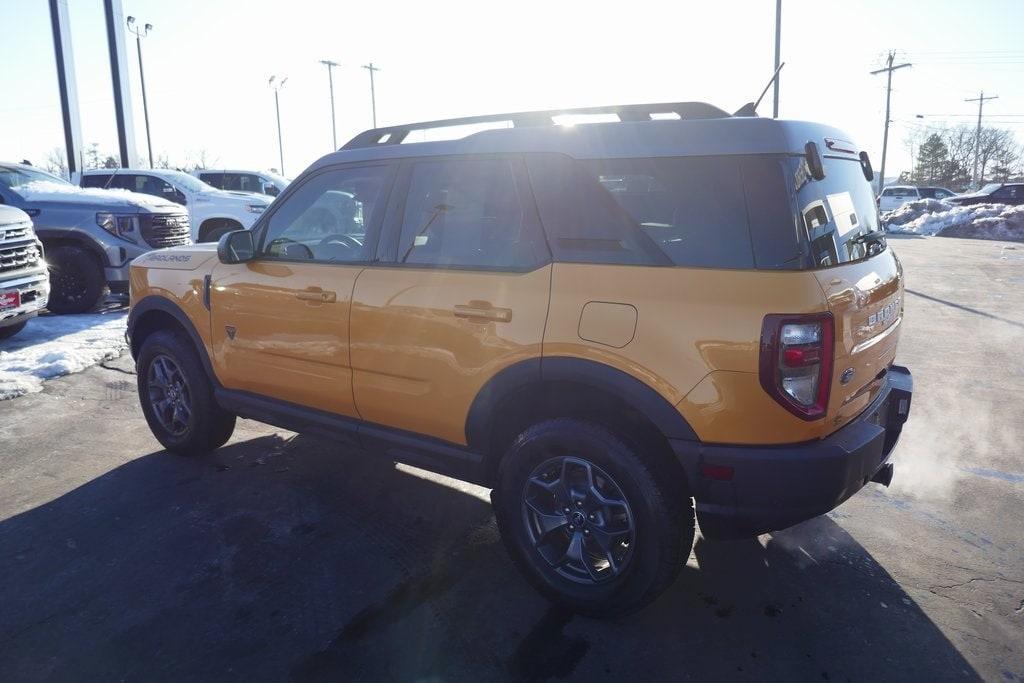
xmin=0 ymin=162 xmax=191 ymax=314
xmin=0 ymin=205 xmax=48 ymax=340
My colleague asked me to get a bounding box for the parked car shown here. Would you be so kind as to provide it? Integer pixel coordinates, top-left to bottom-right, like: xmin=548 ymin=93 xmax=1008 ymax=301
xmin=946 ymin=182 xmax=1024 ymax=206
xmin=0 ymin=162 xmax=189 ymax=313
xmin=127 ymin=103 xmax=913 ymax=616
xmin=0 ymin=205 xmax=48 ymax=339
xmin=80 ymin=169 xmax=271 ymax=243
xmin=192 ymin=169 xmax=289 ymax=197
xmin=877 ymin=185 xmax=956 ymax=212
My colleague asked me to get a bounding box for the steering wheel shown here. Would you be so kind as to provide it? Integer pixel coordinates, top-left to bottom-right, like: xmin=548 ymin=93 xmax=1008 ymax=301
xmin=318 ymin=234 xmax=361 ymax=250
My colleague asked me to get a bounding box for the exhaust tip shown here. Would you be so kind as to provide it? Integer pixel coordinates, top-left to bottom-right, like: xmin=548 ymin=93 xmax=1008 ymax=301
xmin=871 ymin=463 xmax=894 ymax=487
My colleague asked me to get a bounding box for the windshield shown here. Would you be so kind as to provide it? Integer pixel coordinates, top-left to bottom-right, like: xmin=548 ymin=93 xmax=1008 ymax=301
xmin=979 ymin=183 xmax=1002 ymax=194
xmin=261 ymin=171 xmax=289 ymax=186
xmin=0 ymin=165 xmax=72 ymax=191
xmin=156 ymin=170 xmax=214 ymax=193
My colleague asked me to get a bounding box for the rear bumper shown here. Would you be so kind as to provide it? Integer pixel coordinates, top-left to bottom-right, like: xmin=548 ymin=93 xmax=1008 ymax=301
xmin=671 ymin=365 xmax=913 ymax=540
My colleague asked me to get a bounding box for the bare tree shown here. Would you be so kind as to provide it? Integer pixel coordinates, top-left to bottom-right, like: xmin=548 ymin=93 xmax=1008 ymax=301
xmin=184 ymin=149 xmax=219 ymax=171
xmin=977 ymin=127 xmax=1016 ymax=183
xmin=43 ymin=147 xmax=69 ymax=179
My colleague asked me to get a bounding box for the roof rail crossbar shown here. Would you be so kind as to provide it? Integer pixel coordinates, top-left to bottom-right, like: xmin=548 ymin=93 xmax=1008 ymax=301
xmin=341 ymin=101 xmax=731 ymax=150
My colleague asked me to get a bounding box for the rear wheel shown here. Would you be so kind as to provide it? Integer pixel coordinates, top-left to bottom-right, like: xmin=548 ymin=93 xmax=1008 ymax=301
xmin=46 ymin=246 xmax=107 ymax=314
xmin=493 ymin=418 xmax=694 ymax=617
xmin=0 ymin=321 xmax=27 ymax=341
xmin=137 ymin=330 xmax=235 ymax=454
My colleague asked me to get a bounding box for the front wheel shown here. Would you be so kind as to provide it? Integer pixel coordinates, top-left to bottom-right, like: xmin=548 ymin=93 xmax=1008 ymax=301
xmin=46 ymin=246 xmax=107 ymax=314
xmin=493 ymin=418 xmax=694 ymax=617
xmin=137 ymin=330 xmax=235 ymax=454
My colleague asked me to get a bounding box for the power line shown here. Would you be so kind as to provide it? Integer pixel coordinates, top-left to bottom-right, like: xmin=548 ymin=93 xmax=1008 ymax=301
xmin=870 ymin=51 xmax=912 ymax=192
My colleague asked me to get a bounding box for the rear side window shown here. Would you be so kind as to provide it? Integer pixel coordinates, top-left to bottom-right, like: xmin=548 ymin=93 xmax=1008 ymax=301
xmin=528 ymin=154 xmax=804 ymax=270
xmin=883 ymin=187 xmax=917 ymax=197
xmin=396 ymin=158 xmax=548 ymax=270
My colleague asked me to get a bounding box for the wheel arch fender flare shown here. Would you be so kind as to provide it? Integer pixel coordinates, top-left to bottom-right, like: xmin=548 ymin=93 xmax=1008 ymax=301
xmin=128 ymin=295 xmax=218 ymax=385
xmin=465 ymin=357 xmax=699 ymax=453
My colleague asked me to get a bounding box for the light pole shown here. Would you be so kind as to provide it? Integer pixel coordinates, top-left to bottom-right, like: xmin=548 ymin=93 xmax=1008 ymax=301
xmin=269 ymin=75 xmax=287 ymax=175
xmin=772 ymin=0 xmax=781 ymax=118
xmin=126 ymin=15 xmax=153 ymax=168
xmin=362 ymin=62 xmax=380 ymax=128
xmin=319 ymin=60 xmax=340 ymax=149
xmin=870 ymin=52 xmax=912 ymax=195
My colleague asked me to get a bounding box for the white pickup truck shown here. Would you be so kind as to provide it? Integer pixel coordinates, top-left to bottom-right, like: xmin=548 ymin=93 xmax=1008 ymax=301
xmin=0 ymin=205 xmax=49 ymax=340
xmin=79 ymin=169 xmax=271 ymax=243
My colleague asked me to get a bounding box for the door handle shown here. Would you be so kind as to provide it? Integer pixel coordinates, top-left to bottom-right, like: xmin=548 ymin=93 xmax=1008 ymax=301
xmin=296 ymin=287 xmax=336 ymax=303
xmin=453 ymin=302 xmax=512 ymax=323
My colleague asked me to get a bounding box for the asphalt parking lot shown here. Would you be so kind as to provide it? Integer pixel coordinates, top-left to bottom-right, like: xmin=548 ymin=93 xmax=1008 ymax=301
xmin=1 ymin=235 xmax=1022 ymax=682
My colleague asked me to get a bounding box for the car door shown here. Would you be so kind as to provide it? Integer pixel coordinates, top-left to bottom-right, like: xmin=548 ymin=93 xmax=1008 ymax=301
xmin=350 ymin=155 xmax=552 ymax=446
xmin=209 ymin=162 xmax=396 ymax=417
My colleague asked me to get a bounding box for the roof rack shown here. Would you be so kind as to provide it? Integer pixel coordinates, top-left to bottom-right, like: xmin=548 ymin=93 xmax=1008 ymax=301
xmin=341 ymin=101 xmax=732 ymax=150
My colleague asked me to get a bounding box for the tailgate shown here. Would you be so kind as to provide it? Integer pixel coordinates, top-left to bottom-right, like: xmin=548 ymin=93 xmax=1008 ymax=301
xmin=814 ymin=249 xmax=903 ymax=426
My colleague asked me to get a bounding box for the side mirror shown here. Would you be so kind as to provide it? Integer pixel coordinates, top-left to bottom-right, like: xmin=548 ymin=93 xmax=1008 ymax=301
xmin=804 ymin=141 xmax=826 ymax=181
xmin=217 ymin=229 xmax=255 ymax=264
xmin=263 ymin=183 xmax=279 ymax=197
xmin=859 ymin=151 xmax=874 ymax=182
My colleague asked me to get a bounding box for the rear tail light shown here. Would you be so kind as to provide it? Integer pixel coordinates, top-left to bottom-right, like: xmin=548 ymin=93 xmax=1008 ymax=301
xmin=759 ymin=313 xmax=834 ymax=420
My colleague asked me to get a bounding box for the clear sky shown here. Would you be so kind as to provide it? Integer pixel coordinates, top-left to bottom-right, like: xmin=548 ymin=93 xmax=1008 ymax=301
xmin=2 ymin=0 xmax=1023 ymax=179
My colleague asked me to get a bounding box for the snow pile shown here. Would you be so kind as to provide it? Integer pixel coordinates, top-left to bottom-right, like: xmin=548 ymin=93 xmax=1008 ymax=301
xmin=0 ymin=310 xmax=128 ymax=400
xmin=14 ymin=181 xmax=178 ymax=210
xmin=882 ymin=199 xmax=1024 ymax=240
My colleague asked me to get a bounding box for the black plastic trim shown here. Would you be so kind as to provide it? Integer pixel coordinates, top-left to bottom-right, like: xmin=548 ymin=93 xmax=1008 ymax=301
xmin=465 ymin=357 xmax=698 ymax=453
xmin=35 ymin=228 xmax=111 ymax=268
xmin=216 ymin=388 xmax=487 ymax=485
xmin=127 ymin=296 xmax=215 ymax=381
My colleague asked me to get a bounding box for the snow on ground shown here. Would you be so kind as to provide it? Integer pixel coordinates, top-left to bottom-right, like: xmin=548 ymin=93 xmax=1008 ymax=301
xmin=882 ymin=199 xmax=1024 ymax=240
xmin=0 ymin=308 xmax=128 ymax=400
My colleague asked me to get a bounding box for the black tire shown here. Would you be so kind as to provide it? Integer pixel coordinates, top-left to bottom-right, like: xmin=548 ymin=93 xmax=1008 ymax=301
xmin=0 ymin=321 xmax=27 ymax=341
xmin=493 ymin=418 xmax=694 ymax=618
xmin=200 ymin=221 xmax=242 ymax=244
xmin=47 ymin=246 xmax=107 ymax=314
xmin=137 ymin=329 xmax=235 ymax=454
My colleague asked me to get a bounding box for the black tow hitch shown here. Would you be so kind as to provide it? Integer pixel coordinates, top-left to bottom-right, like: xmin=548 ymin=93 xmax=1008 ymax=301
xmin=871 ymin=463 xmax=894 ymax=487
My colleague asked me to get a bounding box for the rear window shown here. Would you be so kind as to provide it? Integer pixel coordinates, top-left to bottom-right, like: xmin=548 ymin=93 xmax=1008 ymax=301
xmin=883 ymin=187 xmax=917 ymax=197
xmin=787 ymin=156 xmax=884 ymax=268
xmin=82 ymin=174 xmax=112 ymax=188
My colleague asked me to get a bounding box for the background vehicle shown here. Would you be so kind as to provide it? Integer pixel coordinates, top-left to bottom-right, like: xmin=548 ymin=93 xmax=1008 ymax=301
xmin=878 ymin=185 xmax=956 ymax=211
xmin=947 ymin=182 xmax=1024 ymax=206
xmin=127 ymin=103 xmax=913 ymax=616
xmin=80 ymin=169 xmax=271 ymax=243
xmin=0 ymin=162 xmax=189 ymax=313
xmin=0 ymin=205 xmax=48 ymax=340
xmin=192 ymin=169 xmax=289 ymax=197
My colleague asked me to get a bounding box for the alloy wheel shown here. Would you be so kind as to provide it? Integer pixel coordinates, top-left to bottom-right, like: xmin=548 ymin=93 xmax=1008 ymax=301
xmin=521 ymin=455 xmax=636 ymax=584
xmin=147 ymin=354 xmax=192 ymax=437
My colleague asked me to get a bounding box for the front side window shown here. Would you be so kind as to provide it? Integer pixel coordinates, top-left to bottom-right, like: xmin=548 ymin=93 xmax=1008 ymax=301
xmin=397 ymin=158 xmax=547 ymax=269
xmin=199 ymin=173 xmax=224 ymax=189
xmin=261 ymin=165 xmax=392 ymax=263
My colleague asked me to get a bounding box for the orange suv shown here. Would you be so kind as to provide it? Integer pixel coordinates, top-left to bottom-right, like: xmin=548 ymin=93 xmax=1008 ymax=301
xmin=128 ymin=103 xmax=913 ymax=615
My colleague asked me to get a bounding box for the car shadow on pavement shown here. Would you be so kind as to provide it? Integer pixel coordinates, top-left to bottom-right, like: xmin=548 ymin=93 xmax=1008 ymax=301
xmin=0 ymin=433 xmax=981 ymax=682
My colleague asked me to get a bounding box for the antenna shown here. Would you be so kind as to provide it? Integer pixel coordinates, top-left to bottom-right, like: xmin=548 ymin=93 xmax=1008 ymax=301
xmin=754 ymin=62 xmax=786 ymax=112
xmin=733 ymin=62 xmax=785 ymax=117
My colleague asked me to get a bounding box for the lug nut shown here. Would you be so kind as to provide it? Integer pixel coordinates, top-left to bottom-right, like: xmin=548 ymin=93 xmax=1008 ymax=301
xmin=584 ymin=529 xmax=590 ymax=535
xmin=568 ymin=524 xmax=575 ymax=531
xmin=576 ymin=500 xmax=583 ymax=507
xmin=564 ymin=507 xmax=571 ymax=513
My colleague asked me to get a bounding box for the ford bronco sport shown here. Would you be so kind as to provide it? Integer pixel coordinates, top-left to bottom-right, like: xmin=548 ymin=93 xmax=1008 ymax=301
xmin=127 ymin=102 xmax=913 ymax=616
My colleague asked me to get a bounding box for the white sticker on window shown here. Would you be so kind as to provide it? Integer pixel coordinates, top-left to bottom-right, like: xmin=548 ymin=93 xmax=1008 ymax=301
xmin=826 ymin=192 xmax=858 ymax=238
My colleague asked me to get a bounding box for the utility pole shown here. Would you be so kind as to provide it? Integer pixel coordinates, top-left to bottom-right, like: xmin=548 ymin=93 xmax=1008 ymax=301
xmin=362 ymin=62 xmax=380 ymax=127
xmin=269 ymin=75 xmax=287 ymax=175
xmin=870 ymin=51 xmax=911 ymax=195
xmin=319 ymin=59 xmax=340 ymax=150
xmin=126 ymin=16 xmax=153 ymax=168
xmin=965 ymin=91 xmax=998 ymax=188
xmin=772 ymin=0 xmax=781 ymax=118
